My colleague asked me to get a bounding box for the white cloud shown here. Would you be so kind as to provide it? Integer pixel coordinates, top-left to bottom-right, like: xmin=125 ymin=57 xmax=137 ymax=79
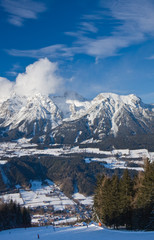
xmin=83 ymin=36 xmax=129 ymax=58
xmin=80 ymin=22 xmax=98 ymax=33
xmin=0 ymin=77 xmax=14 ymax=100
xmin=15 ymin=58 xmax=63 ymax=96
xmin=6 ymin=0 xmax=154 ymax=58
xmin=1 ymin=0 xmax=46 ymax=26
xmin=0 ymin=58 xmax=64 ymax=100
xmin=105 ymin=0 xmax=154 ymax=35
xmin=7 ymin=44 xmax=71 ymax=59
xmin=79 ymin=0 xmax=154 ymax=59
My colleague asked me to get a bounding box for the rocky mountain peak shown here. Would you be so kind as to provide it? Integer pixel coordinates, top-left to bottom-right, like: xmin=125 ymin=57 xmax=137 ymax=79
xmin=0 ymin=91 xmax=153 ymax=148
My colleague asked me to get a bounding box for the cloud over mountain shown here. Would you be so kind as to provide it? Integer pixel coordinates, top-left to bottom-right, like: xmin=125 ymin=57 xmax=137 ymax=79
xmin=0 ymin=77 xmax=14 ymax=100
xmin=0 ymin=58 xmax=64 ymax=99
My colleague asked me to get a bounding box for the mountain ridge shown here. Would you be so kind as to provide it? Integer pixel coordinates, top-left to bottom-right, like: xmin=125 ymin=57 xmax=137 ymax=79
xmin=0 ymin=91 xmax=153 ymax=149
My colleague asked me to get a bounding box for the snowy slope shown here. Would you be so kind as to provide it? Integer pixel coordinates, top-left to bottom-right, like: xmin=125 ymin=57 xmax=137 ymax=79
xmin=51 ymin=91 xmax=90 ymax=120
xmin=0 ymin=224 xmax=154 ymax=240
xmin=51 ymin=93 xmax=154 ymax=145
xmin=0 ymin=91 xmax=153 ymax=145
xmin=87 ymin=93 xmax=153 ymax=136
xmin=0 ymin=93 xmax=62 ymax=138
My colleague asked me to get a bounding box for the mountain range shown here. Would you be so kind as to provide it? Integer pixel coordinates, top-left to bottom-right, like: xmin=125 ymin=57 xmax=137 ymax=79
xmin=0 ymin=91 xmax=153 ymax=150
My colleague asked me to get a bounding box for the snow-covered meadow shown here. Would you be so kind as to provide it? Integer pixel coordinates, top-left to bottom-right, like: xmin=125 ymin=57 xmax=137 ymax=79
xmin=0 ymin=139 xmax=153 ymax=171
xmin=1 ymin=180 xmax=75 ymax=210
xmin=0 ymin=179 xmax=93 ymax=225
xmin=0 ymin=224 xmax=153 ymax=240
xmin=1 ymin=180 xmax=93 ymax=209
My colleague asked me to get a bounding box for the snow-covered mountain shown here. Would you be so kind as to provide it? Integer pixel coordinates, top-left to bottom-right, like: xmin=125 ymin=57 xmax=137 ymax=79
xmin=0 ymin=91 xmax=153 ymax=148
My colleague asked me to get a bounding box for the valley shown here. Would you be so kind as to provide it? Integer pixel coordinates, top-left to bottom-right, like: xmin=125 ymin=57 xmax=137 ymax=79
xmin=0 ymin=138 xmax=153 ymax=227
xmin=0 ymin=92 xmax=153 ymax=230
xmin=0 ymin=179 xmax=93 ymax=226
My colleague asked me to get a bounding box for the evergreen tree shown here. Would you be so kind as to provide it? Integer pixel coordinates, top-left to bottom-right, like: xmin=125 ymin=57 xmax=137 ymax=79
xmin=0 ymin=201 xmax=31 ymax=230
xmin=94 ymin=160 xmax=154 ymax=230
xmin=94 ymin=175 xmax=120 ymax=227
xmin=99 ymin=177 xmax=112 ymax=226
xmin=119 ymin=169 xmax=134 ymax=229
xmin=94 ymin=175 xmax=105 ymax=220
xmin=133 ymin=159 xmax=154 ymax=230
xmin=22 ymin=207 xmax=31 ymax=228
xmin=110 ymin=175 xmax=120 ymax=228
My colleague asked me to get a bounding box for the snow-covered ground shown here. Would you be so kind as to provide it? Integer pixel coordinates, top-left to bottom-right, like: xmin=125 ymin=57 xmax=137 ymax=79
xmin=1 ymin=179 xmax=93 ymax=210
xmin=85 ymin=157 xmax=144 ymax=171
xmin=0 ymin=140 xmax=153 ymax=171
xmin=72 ymin=192 xmax=93 ymax=205
xmin=1 ymin=180 xmax=76 ymax=210
xmin=0 ymin=160 xmax=8 ymax=164
xmin=0 ymin=140 xmax=153 ymax=160
xmin=0 ymin=224 xmax=153 ymax=240
xmin=0 ymin=179 xmax=93 ymax=225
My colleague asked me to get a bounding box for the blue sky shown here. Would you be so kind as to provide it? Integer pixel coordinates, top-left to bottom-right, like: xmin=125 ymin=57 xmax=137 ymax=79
xmin=0 ymin=0 xmax=154 ymax=103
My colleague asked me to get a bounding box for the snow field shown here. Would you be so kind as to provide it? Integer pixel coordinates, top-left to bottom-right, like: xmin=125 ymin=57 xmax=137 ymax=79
xmin=0 ymin=180 xmax=76 ymax=210
xmin=0 ymin=141 xmax=153 ymax=165
xmin=72 ymin=193 xmax=93 ymax=205
xmin=0 ymin=180 xmax=93 ymax=211
xmin=84 ymin=157 xmax=144 ymax=171
xmin=1 ymin=193 xmax=24 ymax=205
xmin=0 ymin=224 xmax=153 ymax=240
xmin=0 ymin=160 xmax=8 ymax=164
xmin=0 ymin=140 xmax=152 ymax=172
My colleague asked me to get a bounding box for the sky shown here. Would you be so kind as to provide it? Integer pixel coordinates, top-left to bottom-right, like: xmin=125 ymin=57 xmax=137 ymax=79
xmin=0 ymin=0 xmax=154 ymax=103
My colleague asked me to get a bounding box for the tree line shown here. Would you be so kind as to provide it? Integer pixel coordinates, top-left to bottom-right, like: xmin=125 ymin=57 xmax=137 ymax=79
xmin=94 ymin=159 xmax=154 ymax=230
xmin=0 ymin=200 xmax=31 ymax=230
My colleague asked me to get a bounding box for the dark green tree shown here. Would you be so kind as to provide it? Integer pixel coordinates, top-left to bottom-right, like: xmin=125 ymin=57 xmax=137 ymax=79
xmin=94 ymin=176 xmax=117 ymax=227
xmin=133 ymin=159 xmax=154 ymax=230
xmin=22 ymin=207 xmax=31 ymax=228
xmin=110 ymin=175 xmax=121 ymax=228
xmin=0 ymin=201 xmax=31 ymax=230
xmin=119 ymin=169 xmax=134 ymax=229
xmin=94 ymin=161 xmax=154 ymax=230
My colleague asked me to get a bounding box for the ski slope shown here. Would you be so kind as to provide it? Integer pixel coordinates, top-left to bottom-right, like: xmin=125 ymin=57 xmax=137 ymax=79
xmin=0 ymin=224 xmax=153 ymax=240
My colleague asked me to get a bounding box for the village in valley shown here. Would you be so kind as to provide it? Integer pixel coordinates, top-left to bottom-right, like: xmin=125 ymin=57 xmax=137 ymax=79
xmin=0 ymin=139 xmax=153 ymax=227
xmin=0 ymin=179 xmax=93 ymax=227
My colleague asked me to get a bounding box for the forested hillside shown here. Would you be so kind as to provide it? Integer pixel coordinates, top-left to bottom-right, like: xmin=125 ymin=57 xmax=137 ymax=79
xmin=0 ymin=154 xmax=125 ymax=196
xmin=94 ymin=159 xmax=154 ymax=230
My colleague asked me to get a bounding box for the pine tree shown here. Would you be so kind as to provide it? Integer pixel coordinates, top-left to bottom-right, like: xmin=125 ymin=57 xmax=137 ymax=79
xmin=133 ymin=159 xmax=154 ymax=230
xmin=95 ymin=175 xmax=120 ymax=227
xmin=110 ymin=175 xmax=120 ymax=228
xmin=0 ymin=201 xmax=31 ymax=230
xmin=94 ymin=175 xmax=105 ymax=220
xmin=22 ymin=207 xmax=31 ymax=228
xmin=16 ymin=204 xmax=23 ymax=227
xmin=119 ymin=169 xmax=134 ymax=229
xmin=94 ymin=160 xmax=154 ymax=230
xmin=99 ymin=177 xmax=112 ymax=226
